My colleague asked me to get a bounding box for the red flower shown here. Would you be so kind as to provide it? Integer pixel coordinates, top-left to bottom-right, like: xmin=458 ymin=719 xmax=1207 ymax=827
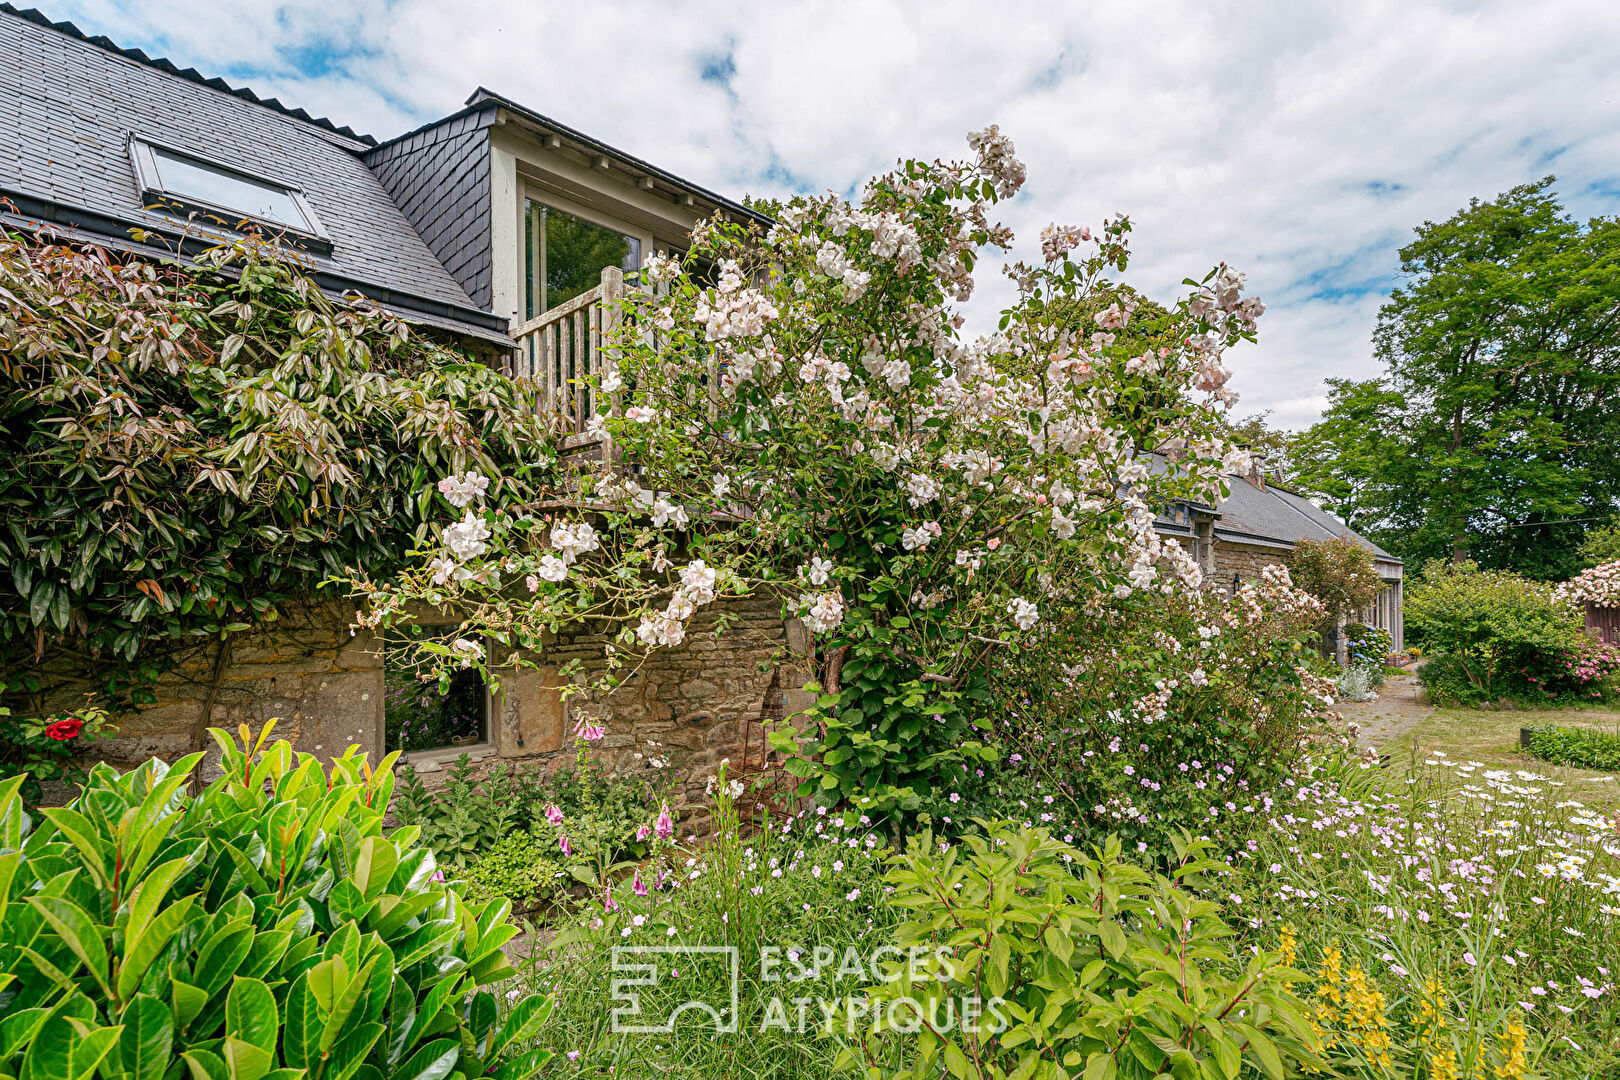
xmin=45 ymin=718 xmax=84 ymax=741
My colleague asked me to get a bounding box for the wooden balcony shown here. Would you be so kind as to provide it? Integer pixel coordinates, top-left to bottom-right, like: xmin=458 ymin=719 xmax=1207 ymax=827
xmin=509 ymin=266 xmax=627 ymax=449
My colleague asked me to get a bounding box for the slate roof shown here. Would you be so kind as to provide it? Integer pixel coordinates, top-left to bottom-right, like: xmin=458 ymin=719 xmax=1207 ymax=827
xmin=1210 ymin=477 xmax=1396 ymax=560
xmin=1148 ymin=455 xmax=1400 ymax=569
xmin=0 ymin=5 xmax=508 ymax=340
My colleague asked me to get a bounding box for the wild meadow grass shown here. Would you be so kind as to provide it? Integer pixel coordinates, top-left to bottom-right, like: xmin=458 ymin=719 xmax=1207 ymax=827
xmin=504 ymin=739 xmax=1620 ymax=1078
xmin=1231 ymin=753 xmax=1620 ymax=1078
xmin=520 ymin=802 xmax=896 ymax=1078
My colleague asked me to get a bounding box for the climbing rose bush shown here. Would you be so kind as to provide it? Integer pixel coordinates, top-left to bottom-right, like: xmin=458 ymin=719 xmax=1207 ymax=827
xmin=974 ymin=563 xmax=1339 ymax=854
xmin=349 ymin=126 xmax=1267 ymax=806
xmin=1555 ymin=560 xmax=1620 ymax=608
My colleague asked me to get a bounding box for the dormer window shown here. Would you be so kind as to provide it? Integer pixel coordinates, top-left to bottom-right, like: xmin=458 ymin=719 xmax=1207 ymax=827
xmin=128 ymin=138 xmax=328 ymax=250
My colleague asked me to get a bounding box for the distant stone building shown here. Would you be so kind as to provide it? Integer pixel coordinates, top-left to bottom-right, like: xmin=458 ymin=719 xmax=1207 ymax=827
xmin=1156 ymin=464 xmax=1404 ymax=650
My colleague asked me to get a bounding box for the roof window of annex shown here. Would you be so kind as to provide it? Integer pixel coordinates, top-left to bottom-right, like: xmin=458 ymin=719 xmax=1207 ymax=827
xmin=128 ymin=138 xmax=329 ymax=250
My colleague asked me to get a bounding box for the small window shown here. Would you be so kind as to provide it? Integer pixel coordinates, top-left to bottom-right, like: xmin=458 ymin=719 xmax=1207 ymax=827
xmin=129 ymin=138 xmax=327 ymax=246
xmin=384 ymin=641 xmax=489 ymax=754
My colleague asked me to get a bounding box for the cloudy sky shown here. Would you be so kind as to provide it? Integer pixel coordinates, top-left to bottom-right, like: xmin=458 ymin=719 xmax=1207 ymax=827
xmin=42 ymin=0 xmax=1620 ymax=428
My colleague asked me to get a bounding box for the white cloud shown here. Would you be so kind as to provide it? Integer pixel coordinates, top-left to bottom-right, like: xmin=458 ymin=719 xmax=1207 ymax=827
xmin=47 ymin=0 xmax=1620 ymax=427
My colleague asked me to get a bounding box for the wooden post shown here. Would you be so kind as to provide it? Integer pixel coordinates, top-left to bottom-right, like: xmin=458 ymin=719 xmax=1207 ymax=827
xmin=596 ymin=267 xmax=618 ymax=459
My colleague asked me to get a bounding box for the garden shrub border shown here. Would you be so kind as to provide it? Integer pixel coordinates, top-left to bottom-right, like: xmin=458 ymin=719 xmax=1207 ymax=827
xmin=1521 ymin=723 xmax=1620 ymax=772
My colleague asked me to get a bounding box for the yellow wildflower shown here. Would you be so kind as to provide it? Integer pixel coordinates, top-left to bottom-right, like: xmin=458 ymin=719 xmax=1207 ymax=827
xmin=1279 ymin=923 xmax=1298 ymax=967
xmin=1495 ymin=1019 xmax=1527 ymax=1080
xmin=1430 ymin=1047 xmax=1460 ymax=1080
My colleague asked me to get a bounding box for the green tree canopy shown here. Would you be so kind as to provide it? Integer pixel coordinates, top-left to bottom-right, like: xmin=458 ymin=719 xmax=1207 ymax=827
xmin=1291 ymin=178 xmax=1620 ymax=579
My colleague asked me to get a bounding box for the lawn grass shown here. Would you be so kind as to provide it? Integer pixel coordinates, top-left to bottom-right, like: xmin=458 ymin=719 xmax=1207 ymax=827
xmin=1383 ymin=705 xmax=1620 ymax=810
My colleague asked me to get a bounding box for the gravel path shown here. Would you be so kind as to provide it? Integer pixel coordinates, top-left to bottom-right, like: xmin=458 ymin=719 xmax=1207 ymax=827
xmin=1334 ymin=672 xmax=1433 ymax=751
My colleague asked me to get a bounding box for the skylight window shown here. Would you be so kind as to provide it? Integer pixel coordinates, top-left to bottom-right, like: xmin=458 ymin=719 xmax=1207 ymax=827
xmin=128 ymin=138 xmax=326 ymax=244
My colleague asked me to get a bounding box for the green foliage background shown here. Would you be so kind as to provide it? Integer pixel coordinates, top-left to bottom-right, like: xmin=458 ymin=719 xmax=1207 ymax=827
xmin=1290 ymin=178 xmax=1620 ymax=580
xmin=0 ymin=232 xmax=553 ymax=708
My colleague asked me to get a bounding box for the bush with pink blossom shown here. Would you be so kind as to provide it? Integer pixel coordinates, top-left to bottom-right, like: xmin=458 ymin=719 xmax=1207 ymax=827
xmin=344 ymin=126 xmax=1270 ymax=813
xmin=1555 ymin=559 xmax=1620 ymax=609
xmin=947 ymin=562 xmax=1339 ymax=856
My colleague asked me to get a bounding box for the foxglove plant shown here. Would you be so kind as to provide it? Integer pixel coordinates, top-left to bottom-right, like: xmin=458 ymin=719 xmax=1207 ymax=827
xmin=348 ymin=127 xmax=1267 ymax=807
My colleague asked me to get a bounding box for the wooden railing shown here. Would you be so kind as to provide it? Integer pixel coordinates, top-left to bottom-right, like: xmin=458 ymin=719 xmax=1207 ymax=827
xmin=509 ymin=266 xmax=626 ymax=444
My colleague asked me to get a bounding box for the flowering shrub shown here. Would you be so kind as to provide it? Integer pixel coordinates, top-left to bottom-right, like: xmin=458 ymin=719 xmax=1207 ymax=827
xmin=348 ymin=127 xmax=1267 ymax=809
xmin=1407 ymin=561 xmax=1599 ymax=704
xmin=0 ymin=702 xmax=113 ymax=804
xmin=1345 ymin=621 xmax=1393 ymax=670
xmin=1556 ymin=560 xmax=1620 ymax=608
xmin=1234 ymin=754 xmax=1620 ymax=1076
xmin=962 ymin=563 xmax=1336 ymax=856
xmin=0 ymin=229 xmax=552 ymax=705
xmin=1289 ymin=536 xmax=1383 ymax=633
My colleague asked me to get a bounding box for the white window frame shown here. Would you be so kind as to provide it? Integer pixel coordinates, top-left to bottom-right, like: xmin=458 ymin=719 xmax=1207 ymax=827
xmin=520 ymin=181 xmax=654 ymax=318
xmin=128 ymin=137 xmax=331 ymax=252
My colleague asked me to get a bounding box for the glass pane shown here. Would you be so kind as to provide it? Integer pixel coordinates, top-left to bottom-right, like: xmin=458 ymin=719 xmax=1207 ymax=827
xmin=384 ymin=649 xmax=487 ymax=753
xmin=524 ymin=199 xmax=537 ymax=320
xmin=151 ymin=148 xmax=310 ymax=231
xmin=528 ymin=202 xmax=640 ymax=313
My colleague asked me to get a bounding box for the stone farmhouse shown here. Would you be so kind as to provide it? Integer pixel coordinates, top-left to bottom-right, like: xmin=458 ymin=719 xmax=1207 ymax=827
xmin=1157 ymin=464 xmax=1404 ymax=650
xmin=0 ymin=4 xmax=1401 ymax=789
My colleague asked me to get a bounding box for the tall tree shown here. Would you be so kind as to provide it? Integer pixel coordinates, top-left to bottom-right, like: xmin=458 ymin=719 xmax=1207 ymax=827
xmin=1292 ymin=178 xmax=1620 ymax=579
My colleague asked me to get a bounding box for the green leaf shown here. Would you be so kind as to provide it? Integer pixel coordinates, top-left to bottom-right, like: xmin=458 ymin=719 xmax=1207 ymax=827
xmin=1042 ymin=926 xmax=1074 ymax=965
xmin=353 ymin=837 xmax=397 ymax=901
xmin=37 ymin=809 xmax=110 ymax=891
xmin=388 ymin=1039 xmax=458 ymax=1080
xmin=116 ymin=996 xmax=174 ymax=1080
xmin=193 ymin=923 xmax=255 ymax=1000
xmin=28 ymin=897 xmax=111 ymax=1001
xmin=486 ymin=996 xmax=551 ymax=1059
xmin=281 ymin=973 xmax=320 ymax=1071
xmin=171 ymin=980 xmax=208 ymax=1034
xmin=320 ymin=958 xmax=377 ymax=1055
xmin=1097 ymin=919 xmax=1126 ymax=961
xmin=490 ymin=1048 xmax=552 ymax=1080
xmin=0 ymin=1009 xmax=50 ymax=1062
xmin=181 ymin=1050 xmax=228 ymax=1080
xmin=220 ymin=1038 xmax=271 ymax=1080
xmin=117 ymin=896 xmax=195 ymax=1002
xmin=225 ymin=978 xmax=278 ymax=1054
xmin=325 ymin=1023 xmax=384 ymax=1080
xmin=1082 ymin=1053 xmax=1116 ymax=1080
xmin=1234 ymin=1023 xmax=1284 ymax=1080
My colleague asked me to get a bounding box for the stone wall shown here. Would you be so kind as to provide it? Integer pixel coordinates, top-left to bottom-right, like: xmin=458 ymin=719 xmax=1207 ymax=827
xmin=415 ymin=598 xmax=810 ymax=806
xmin=35 ymin=600 xmax=383 ymax=773
xmin=27 ymin=590 xmax=807 ymax=808
xmin=1210 ymin=540 xmax=1292 ymax=587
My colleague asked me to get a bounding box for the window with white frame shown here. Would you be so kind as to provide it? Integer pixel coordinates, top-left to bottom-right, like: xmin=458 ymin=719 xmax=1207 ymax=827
xmin=128 ymin=138 xmax=327 ymax=247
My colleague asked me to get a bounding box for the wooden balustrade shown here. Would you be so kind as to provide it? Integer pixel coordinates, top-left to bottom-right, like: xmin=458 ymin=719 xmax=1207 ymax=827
xmin=509 ymin=266 xmax=626 ymax=445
